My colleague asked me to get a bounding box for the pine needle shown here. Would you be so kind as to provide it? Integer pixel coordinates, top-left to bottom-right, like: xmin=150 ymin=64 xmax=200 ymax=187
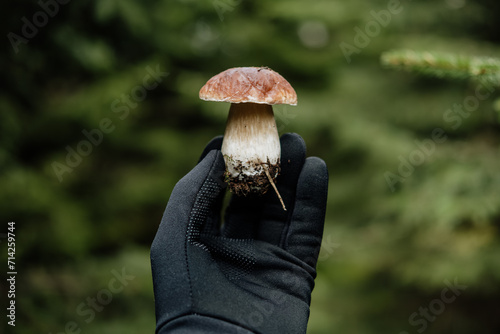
xmin=381 ymin=49 xmax=500 ymax=87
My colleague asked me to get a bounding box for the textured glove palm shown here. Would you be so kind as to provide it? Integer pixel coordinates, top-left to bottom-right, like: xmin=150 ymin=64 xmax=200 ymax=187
xmin=151 ymin=133 xmax=328 ymax=334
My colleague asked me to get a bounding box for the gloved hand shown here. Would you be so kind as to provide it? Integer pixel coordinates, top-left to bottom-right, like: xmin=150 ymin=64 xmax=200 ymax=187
xmin=150 ymin=133 xmax=329 ymax=334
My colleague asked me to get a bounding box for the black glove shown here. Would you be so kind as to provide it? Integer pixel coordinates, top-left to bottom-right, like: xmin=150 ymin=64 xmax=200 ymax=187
xmin=150 ymin=133 xmax=329 ymax=334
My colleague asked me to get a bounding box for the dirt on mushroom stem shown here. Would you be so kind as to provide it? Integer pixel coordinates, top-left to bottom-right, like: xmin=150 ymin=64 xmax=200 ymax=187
xmin=223 ymin=158 xmax=280 ymax=196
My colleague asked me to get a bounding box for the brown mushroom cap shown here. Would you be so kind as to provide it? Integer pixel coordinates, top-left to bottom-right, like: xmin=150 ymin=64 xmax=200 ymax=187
xmin=199 ymin=67 xmax=297 ymax=105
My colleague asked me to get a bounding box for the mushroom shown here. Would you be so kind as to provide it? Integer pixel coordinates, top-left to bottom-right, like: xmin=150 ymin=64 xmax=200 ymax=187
xmin=199 ymin=67 xmax=297 ymax=211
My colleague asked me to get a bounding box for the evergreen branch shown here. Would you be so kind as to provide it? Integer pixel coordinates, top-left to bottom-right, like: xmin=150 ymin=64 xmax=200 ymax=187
xmin=381 ymin=49 xmax=500 ymax=86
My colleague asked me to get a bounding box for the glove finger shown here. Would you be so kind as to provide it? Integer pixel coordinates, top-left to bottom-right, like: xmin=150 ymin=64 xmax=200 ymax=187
xmin=256 ymin=133 xmax=307 ymax=245
xmin=285 ymin=156 xmax=329 ymax=270
xmin=198 ymin=136 xmax=223 ymax=163
xmin=151 ymin=150 xmax=226 ymax=266
xmin=222 ymin=133 xmax=306 ymax=244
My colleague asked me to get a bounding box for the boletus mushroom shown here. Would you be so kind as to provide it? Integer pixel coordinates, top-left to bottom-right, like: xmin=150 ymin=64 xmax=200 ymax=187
xmin=199 ymin=67 xmax=297 ymax=211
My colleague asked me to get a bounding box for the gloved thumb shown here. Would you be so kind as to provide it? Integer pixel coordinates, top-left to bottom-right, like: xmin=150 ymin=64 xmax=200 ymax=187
xmin=151 ymin=150 xmax=226 ymax=266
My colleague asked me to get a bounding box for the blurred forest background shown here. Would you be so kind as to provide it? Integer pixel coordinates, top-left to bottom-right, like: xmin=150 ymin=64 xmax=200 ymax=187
xmin=1 ymin=0 xmax=500 ymax=333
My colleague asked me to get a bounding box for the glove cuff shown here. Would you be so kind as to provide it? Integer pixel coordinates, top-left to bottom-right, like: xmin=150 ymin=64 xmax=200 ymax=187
xmin=158 ymin=314 xmax=256 ymax=334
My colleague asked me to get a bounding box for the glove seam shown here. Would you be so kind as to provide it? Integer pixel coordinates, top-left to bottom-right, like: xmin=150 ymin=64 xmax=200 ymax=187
xmin=279 ymin=136 xmax=306 ymax=250
xmin=163 ymin=312 xmax=259 ymax=333
xmin=279 ymin=170 xmax=303 ymax=251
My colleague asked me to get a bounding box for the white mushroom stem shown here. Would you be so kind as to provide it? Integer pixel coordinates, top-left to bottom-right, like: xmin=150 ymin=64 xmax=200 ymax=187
xmin=221 ymin=102 xmax=286 ymax=211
